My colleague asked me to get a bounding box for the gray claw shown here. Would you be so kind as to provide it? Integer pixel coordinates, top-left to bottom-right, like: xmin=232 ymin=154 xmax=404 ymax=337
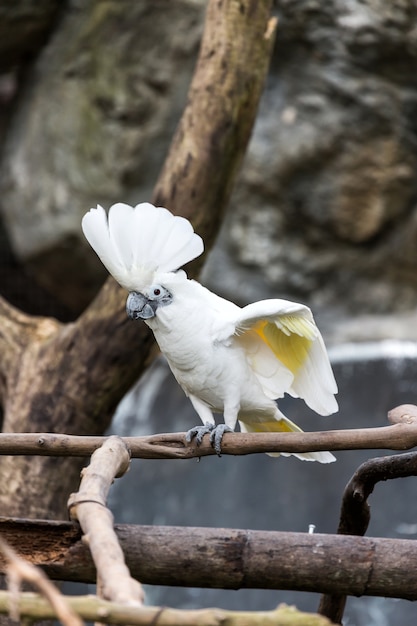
xmin=185 ymin=422 xmax=233 ymax=455
xmin=186 ymin=422 xmax=215 ymax=446
xmin=209 ymin=424 xmax=234 ymax=456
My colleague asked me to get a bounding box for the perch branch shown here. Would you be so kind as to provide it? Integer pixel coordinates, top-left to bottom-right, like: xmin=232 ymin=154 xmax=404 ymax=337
xmin=0 ymin=518 xmax=417 ymax=601
xmin=0 ymin=405 xmax=415 ymax=458
xmin=0 ymin=594 xmax=336 ymax=626
xmin=0 ymin=536 xmax=84 ymax=626
xmin=67 ymin=436 xmax=144 ymax=605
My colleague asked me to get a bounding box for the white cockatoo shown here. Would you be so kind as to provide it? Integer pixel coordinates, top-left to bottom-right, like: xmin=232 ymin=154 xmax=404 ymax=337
xmin=82 ymin=202 xmax=338 ymax=463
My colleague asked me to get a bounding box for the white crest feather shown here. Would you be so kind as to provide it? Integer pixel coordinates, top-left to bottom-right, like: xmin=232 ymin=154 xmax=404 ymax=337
xmin=82 ymin=202 xmax=204 ymax=291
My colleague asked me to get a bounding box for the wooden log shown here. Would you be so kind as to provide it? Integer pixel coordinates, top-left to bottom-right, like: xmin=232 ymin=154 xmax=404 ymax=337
xmin=0 ymin=517 xmax=416 ymax=600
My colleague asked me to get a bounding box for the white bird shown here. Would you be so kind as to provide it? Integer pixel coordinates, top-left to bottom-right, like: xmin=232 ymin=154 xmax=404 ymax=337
xmin=82 ymin=202 xmax=338 ymax=463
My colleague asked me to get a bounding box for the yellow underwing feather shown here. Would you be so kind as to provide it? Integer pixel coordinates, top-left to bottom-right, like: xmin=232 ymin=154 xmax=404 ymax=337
xmin=239 ymin=417 xmax=336 ymax=463
xmin=240 ymin=419 xmax=300 ymax=433
xmin=253 ymin=317 xmax=316 ymax=375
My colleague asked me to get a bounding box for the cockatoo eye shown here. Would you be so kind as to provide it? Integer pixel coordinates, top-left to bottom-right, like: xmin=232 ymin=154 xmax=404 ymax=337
xmin=150 ymin=284 xmax=164 ymax=297
xmin=149 ymin=284 xmax=172 ymax=303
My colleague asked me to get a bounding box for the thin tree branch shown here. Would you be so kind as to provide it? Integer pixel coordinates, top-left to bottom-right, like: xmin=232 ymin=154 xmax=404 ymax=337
xmin=0 ymin=418 xmax=415 ymax=459
xmin=0 ymin=536 xmax=84 ymax=626
xmin=68 ymin=436 xmax=144 ymax=605
xmin=0 ymin=593 xmax=336 ymax=626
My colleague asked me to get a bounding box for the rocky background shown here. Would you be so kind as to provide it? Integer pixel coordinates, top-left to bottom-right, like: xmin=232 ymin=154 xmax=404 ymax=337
xmin=1 ymin=1 xmax=417 ymax=624
xmin=1 ymin=0 xmax=417 ymax=342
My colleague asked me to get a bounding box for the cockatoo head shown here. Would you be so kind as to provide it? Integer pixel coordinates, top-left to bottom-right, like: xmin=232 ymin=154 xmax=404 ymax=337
xmin=126 ymin=284 xmax=173 ymax=320
xmin=82 ymin=202 xmax=204 ymax=315
xmin=125 ymin=270 xmax=187 ymax=320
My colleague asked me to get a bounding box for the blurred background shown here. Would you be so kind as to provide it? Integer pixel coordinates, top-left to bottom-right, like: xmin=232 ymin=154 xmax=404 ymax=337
xmin=1 ymin=1 xmax=417 ymax=624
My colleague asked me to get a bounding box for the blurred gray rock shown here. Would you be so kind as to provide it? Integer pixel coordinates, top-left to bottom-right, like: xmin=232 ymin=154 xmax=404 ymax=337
xmin=0 ymin=0 xmax=204 ymax=311
xmin=1 ymin=0 xmax=417 ymax=334
xmin=204 ymin=0 xmax=417 ymax=331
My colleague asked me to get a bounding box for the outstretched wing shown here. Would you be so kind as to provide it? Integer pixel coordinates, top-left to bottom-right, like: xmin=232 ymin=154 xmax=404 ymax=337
xmin=82 ymin=202 xmax=204 ymax=291
xmin=234 ymin=299 xmax=338 ymax=415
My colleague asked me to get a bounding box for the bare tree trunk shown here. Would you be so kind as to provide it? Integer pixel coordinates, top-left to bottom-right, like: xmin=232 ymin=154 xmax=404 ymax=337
xmin=0 ymin=0 xmax=276 ymax=520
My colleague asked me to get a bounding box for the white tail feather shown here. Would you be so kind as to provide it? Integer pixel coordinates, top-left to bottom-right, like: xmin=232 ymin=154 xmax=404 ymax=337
xmin=239 ymin=415 xmax=336 ymax=464
xmin=82 ymin=202 xmax=204 ymax=291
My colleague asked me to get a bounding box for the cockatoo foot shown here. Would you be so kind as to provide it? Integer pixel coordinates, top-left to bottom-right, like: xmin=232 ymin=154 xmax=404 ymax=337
xmin=185 ymin=422 xmax=233 ymax=456
xmin=209 ymin=424 xmax=233 ymax=456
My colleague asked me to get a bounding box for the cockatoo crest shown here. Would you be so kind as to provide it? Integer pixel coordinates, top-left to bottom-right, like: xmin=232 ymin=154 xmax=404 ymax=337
xmin=82 ymin=202 xmax=204 ymax=291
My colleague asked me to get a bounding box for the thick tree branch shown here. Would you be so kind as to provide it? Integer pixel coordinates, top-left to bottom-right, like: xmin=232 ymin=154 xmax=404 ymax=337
xmin=0 ymin=518 xmax=416 ymax=601
xmin=0 ymin=296 xmax=60 ymax=372
xmin=338 ymin=451 xmax=417 ymax=537
xmin=153 ymin=1 xmax=277 ymax=252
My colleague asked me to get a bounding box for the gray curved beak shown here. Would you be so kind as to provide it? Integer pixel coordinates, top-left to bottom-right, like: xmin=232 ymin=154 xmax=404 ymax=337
xmin=126 ymin=291 xmax=156 ymax=320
